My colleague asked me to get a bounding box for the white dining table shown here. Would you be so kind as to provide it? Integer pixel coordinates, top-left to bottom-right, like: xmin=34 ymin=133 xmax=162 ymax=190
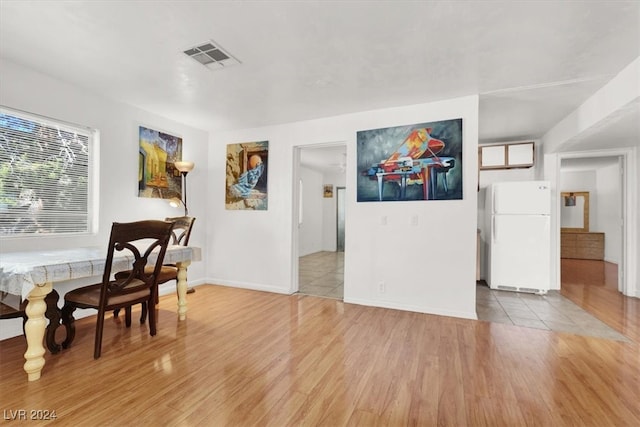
xmin=0 ymin=245 xmax=201 ymax=381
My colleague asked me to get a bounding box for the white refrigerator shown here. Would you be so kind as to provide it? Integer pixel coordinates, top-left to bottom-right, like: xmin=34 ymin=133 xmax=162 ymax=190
xmin=486 ymin=181 xmax=551 ymax=294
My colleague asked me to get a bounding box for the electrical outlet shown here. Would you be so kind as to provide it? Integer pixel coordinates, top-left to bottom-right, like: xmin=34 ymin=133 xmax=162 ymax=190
xmin=378 ymin=281 xmax=385 ymax=293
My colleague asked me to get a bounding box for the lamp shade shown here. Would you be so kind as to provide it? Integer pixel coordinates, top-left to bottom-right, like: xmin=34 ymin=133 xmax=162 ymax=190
xmin=174 ymin=161 xmax=195 ymax=173
xmin=168 ymin=197 xmax=184 ymax=208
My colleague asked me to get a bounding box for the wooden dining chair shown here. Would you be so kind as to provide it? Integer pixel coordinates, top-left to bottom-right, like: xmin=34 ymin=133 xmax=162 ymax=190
xmin=113 ymin=216 xmax=196 ymax=322
xmin=0 ymin=292 xmax=27 ymax=329
xmin=60 ymin=220 xmax=174 ymax=359
xmin=1 ymin=290 xmax=62 ymax=354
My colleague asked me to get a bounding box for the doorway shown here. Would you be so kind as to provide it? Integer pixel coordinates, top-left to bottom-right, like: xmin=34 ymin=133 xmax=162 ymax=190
xmin=293 ymin=143 xmax=347 ymax=300
xmin=555 ymin=148 xmax=636 ymax=298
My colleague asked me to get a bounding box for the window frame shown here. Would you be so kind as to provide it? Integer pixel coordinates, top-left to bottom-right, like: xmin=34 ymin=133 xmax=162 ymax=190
xmin=0 ymin=106 xmax=99 ymax=238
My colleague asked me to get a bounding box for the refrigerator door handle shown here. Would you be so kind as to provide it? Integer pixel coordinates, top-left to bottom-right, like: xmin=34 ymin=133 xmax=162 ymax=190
xmin=492 ymin=216 xmax=497 ymax=242
xmin=493 ymin=189 xmax=497 ymax=215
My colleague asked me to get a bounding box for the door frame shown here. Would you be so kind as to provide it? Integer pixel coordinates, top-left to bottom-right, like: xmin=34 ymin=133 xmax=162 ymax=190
xmin=548 ymin=147 xmax=637 ymax=297
xmin=291 ymin=141 xmax=347 ymax=294
xmin=336 ymin=186 xmax=346 ymax=252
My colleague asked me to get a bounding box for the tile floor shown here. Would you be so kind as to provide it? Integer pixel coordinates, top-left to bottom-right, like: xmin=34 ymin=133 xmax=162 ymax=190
xmin=298 ymin=251 xmax=344 ymax=300
xmin=476 ymin=283 xmax=629 ymax=342
xmin=298 ymin=251 xmax=628 ymax=342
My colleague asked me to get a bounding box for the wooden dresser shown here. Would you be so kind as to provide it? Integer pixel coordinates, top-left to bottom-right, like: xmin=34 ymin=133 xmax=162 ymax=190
xmin=561 ymin=232 xmax=605 ymax=260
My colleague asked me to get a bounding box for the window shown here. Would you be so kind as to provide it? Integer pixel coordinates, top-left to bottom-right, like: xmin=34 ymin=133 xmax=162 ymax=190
xmin=0 ymin=107 xmax=97 ymax=236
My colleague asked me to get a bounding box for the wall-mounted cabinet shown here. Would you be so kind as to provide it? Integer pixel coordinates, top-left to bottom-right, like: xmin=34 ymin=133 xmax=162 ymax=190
xmin=479 ymin=141 xmax=535 ymax=170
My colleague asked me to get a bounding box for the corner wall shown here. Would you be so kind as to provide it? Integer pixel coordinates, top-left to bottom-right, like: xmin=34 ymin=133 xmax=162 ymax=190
xmin=208 ymin=96 xmax=479 ymax=319
xmin=542 ymin=58 xmax=639 ymax=297
xmin=0 ymin=59 xmax=209 ymax=339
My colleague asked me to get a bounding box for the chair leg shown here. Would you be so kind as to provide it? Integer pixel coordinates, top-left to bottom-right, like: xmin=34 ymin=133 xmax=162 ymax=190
xmin=125 ymin=306 xmax=132 ymax=328
xmin=94 ymin=309 xmax=106 ymax=359
xmin=113 ymin=308 xmax=121 ymax=318
xmin=140 ymin=302 xmax=147 ymax=324
xmin=148 ymin=298 xmax=157 ymax=337
xmin=60 ymin=303 xmax=77 ymax=349
xmin=145 ymin=283 xmax=159 ymax=323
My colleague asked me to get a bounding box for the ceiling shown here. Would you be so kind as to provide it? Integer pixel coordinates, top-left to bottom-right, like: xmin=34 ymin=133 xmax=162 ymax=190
xmin=1 ymin=1 xmax=638 ymax=155
xmin=299 ymin=145 xmax=347 ymax=174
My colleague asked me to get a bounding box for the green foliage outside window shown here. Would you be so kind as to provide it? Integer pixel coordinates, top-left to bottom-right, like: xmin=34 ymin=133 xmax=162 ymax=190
xmin=0 ymin=111 xmax=91 ymax=236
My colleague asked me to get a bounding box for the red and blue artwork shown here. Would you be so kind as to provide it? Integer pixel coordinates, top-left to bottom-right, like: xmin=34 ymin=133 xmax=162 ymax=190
xmin=357 ymin=119 xmax=463 ymax=202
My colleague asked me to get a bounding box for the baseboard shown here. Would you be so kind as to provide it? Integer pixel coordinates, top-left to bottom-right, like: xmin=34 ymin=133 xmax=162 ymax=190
xmin=343 ymin=296 xmax=478 ymax=320
xmin=203 ymin=278 xmax=292 ymax=295
xmin=157 ymin=278 xmax=208 ymax=296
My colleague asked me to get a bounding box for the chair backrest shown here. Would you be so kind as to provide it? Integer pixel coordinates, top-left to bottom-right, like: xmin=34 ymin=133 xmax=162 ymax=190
xmin=101 ymin=220 xmax=174 ymax=300
xmin=165 ymin=216 xmax=196 ymax=246
xmin=0 ymin=291 xmax=26 ymax=320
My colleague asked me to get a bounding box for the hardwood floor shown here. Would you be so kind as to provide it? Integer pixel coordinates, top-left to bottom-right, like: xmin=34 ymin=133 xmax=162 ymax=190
xmin=561 ymin=258 xmax=640 ymax=343
xmin=1 ymin=270 xmax=639 ymax=425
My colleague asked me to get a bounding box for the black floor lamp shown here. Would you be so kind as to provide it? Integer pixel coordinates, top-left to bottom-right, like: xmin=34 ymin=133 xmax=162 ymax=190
xmin=172 ymin=161 xmax=194 ymax=216
xmin=172 ymin=160 xmax=196 ymax=294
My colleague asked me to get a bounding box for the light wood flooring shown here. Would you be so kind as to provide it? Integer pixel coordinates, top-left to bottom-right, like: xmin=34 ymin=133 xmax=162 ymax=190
xmin=561 ymin=258 xmax=640 ymax=343
xmin=0 ymin=259 xmax=638 ymax=425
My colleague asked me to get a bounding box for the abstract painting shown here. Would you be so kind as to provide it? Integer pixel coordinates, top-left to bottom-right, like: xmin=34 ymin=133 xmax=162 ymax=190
xmin=357 ymin=118 xmax=463 ymax=202
xmin=226 ymin=140 xmax=269 ymax=210
xmin=138 ymin=126 xmax=182 ymax=200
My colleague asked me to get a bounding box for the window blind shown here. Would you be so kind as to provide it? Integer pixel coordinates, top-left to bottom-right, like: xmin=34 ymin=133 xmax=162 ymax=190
xmin=0 ymin=107 xmax=95 ymax=236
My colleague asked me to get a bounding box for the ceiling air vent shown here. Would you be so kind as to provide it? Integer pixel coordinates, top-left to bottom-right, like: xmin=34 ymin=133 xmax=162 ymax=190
xmin=183 ymin=41 xmax=240 ymax=70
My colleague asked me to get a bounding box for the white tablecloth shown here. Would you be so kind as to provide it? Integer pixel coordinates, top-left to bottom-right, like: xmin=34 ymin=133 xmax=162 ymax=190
xmin=0 ymin=245 xmax=201 ymax=300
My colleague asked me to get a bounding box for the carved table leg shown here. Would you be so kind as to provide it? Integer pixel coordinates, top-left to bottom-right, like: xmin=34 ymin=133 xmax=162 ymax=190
xmin=23 ymin=282 xmax=52 ymax=381
xmin=44 ymin=290 xmax=62 ymax=354
xmin=175 ymin=260 xmax=191 ymax=321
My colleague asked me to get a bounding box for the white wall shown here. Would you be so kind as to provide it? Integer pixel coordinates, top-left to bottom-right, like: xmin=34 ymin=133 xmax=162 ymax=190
xmin=0 ymin=59 xmax=209 ymax=339
xmin=298 ymin=166 xmax=324 ymax=256
xmin=208 ymin=96 xmax=479 ymax=319
xmin=321 ymin=170 xmax=346 ymax=251
xmin=596 ymin=163 xmax=623 ymax=264
xmin=298 ymin=167 xmax=345 ymax=256
xmin=543 ymin=58 xmax=640 ymax=153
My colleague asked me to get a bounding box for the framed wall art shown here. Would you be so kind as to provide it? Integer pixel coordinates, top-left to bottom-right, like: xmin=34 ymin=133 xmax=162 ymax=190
xmin=323 ymin=184 xmax=334 ymax=198
xmin=138 ymin=126 xmax=182 ymax=200
xmin=226 ymin=140 xmax=268 ymax=210
xmin=357 ymin=118 xmax=463 ymax=202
